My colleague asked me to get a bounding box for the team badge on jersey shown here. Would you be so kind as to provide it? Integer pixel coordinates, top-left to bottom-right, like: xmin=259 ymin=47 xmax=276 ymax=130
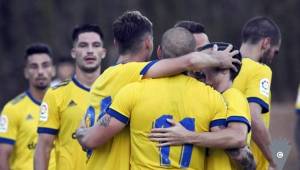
xmin=0 ymin=115 xmax=8 ymax=132
xmin=260 ymin=78 xmax=270 ymax=97
xmin=40 ymin=102 xmax=49 ymax=122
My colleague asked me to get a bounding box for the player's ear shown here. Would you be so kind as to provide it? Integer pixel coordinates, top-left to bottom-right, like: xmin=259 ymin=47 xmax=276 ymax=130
xmin=51 ymin=64 xmax=56 ymax=78
xmin=101 ymin=48 xmax=107 ymax=59
xmin=71 ymin=48 xmax=76 ymax=59
xmin=144 ymin=35 xmax=152 ymax=51
xmin=261 ymin=37 xmax=271 ymax=50
xmin=157 ymin=45 xmax=162 ymax=59
xmin=24 ymin=66 xmax=29 ymax=79
xmin=113 ymin=39 xmax=119 ymax=49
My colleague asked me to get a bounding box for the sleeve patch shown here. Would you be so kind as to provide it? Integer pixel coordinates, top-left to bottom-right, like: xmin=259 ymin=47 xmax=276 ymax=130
xmin=260 ymin=78 xmax=270 ymax=97
xmin=39 ymin=102 xmax=49 ymax=122
xmin=0 ymin=115 xmax=8 ymax=133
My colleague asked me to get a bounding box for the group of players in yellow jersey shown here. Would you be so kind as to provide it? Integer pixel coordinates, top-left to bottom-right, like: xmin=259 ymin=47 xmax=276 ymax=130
xmin=0 ymin=10 xmax=281 ymax=170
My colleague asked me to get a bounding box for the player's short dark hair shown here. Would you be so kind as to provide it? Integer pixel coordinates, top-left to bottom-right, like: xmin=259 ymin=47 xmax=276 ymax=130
xmin=112 ymin=11 xmax=153 ymax=55
xmin=198 ymin=42 xmax=242 ymax=81
xmin=24 ymin=43 xmax=52 ymax=60
xmin=72 ymin=24 xmax=104 ymax=43
xmin=160 ymin=27 xmax=196 ymax=59
xmin=174 ymin=20 xmax=206 ymax=34
xmin=242 ymin=16 xmax=281 ymax=46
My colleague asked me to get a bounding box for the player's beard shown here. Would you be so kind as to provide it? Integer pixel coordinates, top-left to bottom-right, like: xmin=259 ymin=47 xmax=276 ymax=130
xmin=34 ymin=83 xmax=49 ymax=90
xmin=259 ymin=49 xmax=272 ymax=65
xmin=78 ymin=62 xmax=101 ymax=73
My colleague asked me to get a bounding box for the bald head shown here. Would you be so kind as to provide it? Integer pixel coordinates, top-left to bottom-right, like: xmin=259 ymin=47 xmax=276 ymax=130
xmin=160 ymin=27 xmax=196 ymax=59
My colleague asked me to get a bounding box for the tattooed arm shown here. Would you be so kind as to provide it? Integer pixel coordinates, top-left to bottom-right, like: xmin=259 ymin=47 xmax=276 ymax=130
xmin=225 ymin=146 xmax=256 ymax=170
xmin=76 ymin=114 xmax=126 ymax=149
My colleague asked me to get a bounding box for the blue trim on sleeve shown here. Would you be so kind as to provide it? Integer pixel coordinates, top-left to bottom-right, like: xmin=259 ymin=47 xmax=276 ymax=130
xmin=26 ymin=90 xmax=42 ymax=105
xmin=72 ymin=76 xmax=90 ymax=92
xmin=247 ymin=97 xmax=269 ymax=113
xmin=37 ymin=127 xmax=59 ymax=135
xmin=209 ymin=119 xmax=226 ymax=128
xmin=140 ymin=60 xmax=158 ymax=75
xmin=0 ymin=137 xmax=15 ymax=145
xmin=226 ymin=116 xmax=251 ymax=133
xmin=296 ymin=109 xmax=300 ymax=115
xmin=107 ymin=108 xmax=129 ymax=124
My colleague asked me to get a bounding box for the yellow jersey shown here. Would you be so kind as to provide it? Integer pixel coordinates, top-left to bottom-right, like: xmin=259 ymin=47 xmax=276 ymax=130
xmin=38 ymin=76 xmax=90 ymax=170
xmin=86 ymin=61 xmax=157 ymax=170
xmin=108 ymin=74 xmax=227 ymax=170
xmin=0 ymin=91 xmax=55 ymax=170
xmin=233 ymin=58 xmax=272 ymax=170
xmin=206 ymin=88 xmax=251 ymax=170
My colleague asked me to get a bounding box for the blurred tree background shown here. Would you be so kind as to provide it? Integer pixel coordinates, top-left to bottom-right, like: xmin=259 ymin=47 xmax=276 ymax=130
xmin=0 ymin=0 xmax=299 ymax=107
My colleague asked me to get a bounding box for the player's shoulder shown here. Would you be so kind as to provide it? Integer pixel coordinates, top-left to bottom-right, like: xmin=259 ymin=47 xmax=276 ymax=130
xmin=1 ymin=92 xmax=28 ymax=115
xmin=223 ymin=88 xmax=244 ymax=97
xmin=50 ymin=79 xmax=72 ymax=91
xmin=243 ymin=58 xmax=271 ymax=74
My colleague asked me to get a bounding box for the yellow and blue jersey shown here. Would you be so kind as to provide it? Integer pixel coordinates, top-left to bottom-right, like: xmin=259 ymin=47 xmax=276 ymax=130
xmin=37 ymin=76 xmax=90 ymax=170
xmin=0 ymin=91 xmax=56 ymax=170
xmin=86 ymin=61 xmax=157 ymax=170
xmin=233 ymin=58 xmax=272 ymax=170
xmin=206 ymin=88 xmax=251 ymax=170
xmin=108 ymin=74 xmax=227 ymax=170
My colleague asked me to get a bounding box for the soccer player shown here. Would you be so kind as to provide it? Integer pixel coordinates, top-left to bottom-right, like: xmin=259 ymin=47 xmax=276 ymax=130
xmin=148 ymin=42 xmax=255 ymax=170
xmin=77 ymin=27 xmax=243 ymax=170
xmin=232 ymin=16 xmax=281 ymax=170
xmin=0 ymin=43 xmax=56 ymax=170
xmin=78 ymin=11 xmax=239 ymax=170
xmin=174 ymin=20 xmax=210 ymax=48
xmin=34 ymin=24 xmax=105 ymax=170
xmin=51 ymin=57 xmax=75 ymax=87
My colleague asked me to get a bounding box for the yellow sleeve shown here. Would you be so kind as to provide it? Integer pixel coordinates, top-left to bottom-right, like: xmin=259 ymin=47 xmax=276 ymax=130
xmin=0 ymin=104 xmax=19 ymax=145
xmin=223 ymin=88 xmax=251 ymax=132
xmin=107 ymin=83 xmax=139 ymax=124
xmin=209 ymin=91 xmax=227 ymax=129
xmin=245 ymin=66 xmax=272 ymax=113
xmin=37 ymin=89 xmax=60 ymax=135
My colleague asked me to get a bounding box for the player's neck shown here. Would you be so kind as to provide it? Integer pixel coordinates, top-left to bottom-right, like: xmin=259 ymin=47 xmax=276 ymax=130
xmin=240 ymin=43 xmax=261 ymax=62
xmin=117 ymin=51 xmax=148 ymax=64
xmin=217 ymin=79 xmax=232 ymax=93
xmin=28 ymin=86 xmax=47 ymax=102
xmin=75 ymin=67 xmax=100 ymax=87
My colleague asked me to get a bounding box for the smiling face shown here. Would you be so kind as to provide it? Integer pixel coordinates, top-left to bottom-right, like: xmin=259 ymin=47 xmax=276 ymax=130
xmin=71 ymin=32 xmax=105 ymax=73
xmin=25 ymin=53 xmax=54 ymax=90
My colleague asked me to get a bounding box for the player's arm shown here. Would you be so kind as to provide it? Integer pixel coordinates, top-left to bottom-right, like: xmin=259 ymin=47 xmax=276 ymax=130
xmin=149 ymin=119 xmax=247 ymax=149
xmin=76 ymin=113 xmax=126 ymax=149
xmin=210 ymin=125 xmax=256 ymax=170
xmin=144 ymin=44 xmax=240 ymax=78
xmin=34 ymin=134 xmax=55 ymax=170
xmin=249 ymin=102 xmax=275 ymax=167
xmin=0 ymin=144 xmax=13 ymax=170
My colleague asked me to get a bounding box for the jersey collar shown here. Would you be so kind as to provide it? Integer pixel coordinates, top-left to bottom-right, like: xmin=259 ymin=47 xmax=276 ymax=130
xmin=72 ymin=75 xmax=90 ymax=92
xmin=25 ymin=90 xmax=42 ymax=106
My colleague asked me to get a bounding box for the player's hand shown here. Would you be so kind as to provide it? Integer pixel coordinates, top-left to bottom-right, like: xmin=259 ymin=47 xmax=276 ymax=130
xmin=148 ymin=119 xmax=193 ymax=146
xmin=209 ymin=44 xmax=241 ymax=71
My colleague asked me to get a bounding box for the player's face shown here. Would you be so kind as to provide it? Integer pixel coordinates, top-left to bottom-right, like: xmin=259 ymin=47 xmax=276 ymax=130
xmin=260 ymin=42 xmax=280 ymax=65
xmin=25 ymin=54 xmax=54 ymax=90
xmin=72 ymin=32 xmax=105 ymax=73
xmin=193 ymin=33 xmax=209 ymax=49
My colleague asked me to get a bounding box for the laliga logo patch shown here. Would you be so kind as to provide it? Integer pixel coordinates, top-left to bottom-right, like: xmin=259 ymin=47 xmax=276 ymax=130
xmin=0 ymin=115 xmax=8 ymax=133
xmin=40 ymin=102 xmax=49 ymax=122
xmin=260 ymin=78 xmax=270 ymax=97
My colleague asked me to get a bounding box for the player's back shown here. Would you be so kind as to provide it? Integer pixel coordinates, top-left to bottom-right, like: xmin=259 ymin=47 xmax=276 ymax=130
xmin=87 ymin=61 xmax=153 ymax=170
xmin=111 ymin=74 xmax=227 ymax=170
